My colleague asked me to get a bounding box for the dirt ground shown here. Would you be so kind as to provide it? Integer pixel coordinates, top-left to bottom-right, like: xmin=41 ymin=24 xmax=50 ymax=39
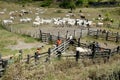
xmin=6 ymin=24 xmax=118 ymax=50
xmin=6 ymin=41 xmax=46 ymax=50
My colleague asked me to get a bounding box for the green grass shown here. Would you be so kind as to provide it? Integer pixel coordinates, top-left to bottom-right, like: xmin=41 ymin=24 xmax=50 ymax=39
xmin=0 ymin=2 xmax=119 ymax=80
xmin=0 ymin=24 xmax=40 ymax=56
xmin=2 ymin=54 xmax=120 ymax=80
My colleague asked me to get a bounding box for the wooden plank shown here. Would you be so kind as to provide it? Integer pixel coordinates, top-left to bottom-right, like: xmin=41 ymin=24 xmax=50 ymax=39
xmin=0 ymin=68 xmax=4 ymax=72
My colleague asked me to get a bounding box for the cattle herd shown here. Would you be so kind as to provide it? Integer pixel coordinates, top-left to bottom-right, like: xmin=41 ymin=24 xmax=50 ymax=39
xmin=0 ymin=7 xmax=105 ymax=28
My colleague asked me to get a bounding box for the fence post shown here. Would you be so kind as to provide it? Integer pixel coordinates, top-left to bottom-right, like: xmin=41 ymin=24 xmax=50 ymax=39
xmin=2 ymin=60 xmax=8 ymax=70
xmin=91 ymin=43 xmax=96 ymax=59
xmin=95 ymin=29 xmax=99 ymax=39
xmin=80 ymin=29 xmax=82 ymax=38
xmin=107 ymin=49 xmax=111 ymax=59
xmin=75 ymin=51 xmax=80 ymax=62
xmin=57 ymin=51 xmax=61 ymax=60
xmin=45 ymin=48 xmax=51 ymax=63
xmin=63 ymin=41 xmax=65 ymax=52
xmin=0 ymin=59 xmax=3 ymax=77
xmin=58 ymin=31 xmax=60 ymax=39
xmin=106 ymin=31 xmax=109 ymax=41
xmin=34 ymin=52 xmax=39 ymax=65
xmin=116 ymin=32 xmax=119 ymax=43
xmin=48 ymin=33 xmax=50 ymax=43
xmin=117 ymin=46 xmax=120 ymax=53
xmin=26 ymin=54 xmax=30 ymax=64
xmin=78 ymin=38 xmax=80 ymax=47
xmin=87 ymin=28 xmax=90 ymax=35
xmin=66 ymin=30 xmax=68 ymax=40
xmin=48 ymin=48 xmax=51 ymax=58
xmin=39 ymin=30 xmax=42 ymax=41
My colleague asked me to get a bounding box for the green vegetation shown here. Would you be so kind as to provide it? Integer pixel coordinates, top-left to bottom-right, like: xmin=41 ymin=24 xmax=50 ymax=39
xmin=1 ymin=0 xmax=120 ymax=8
xmin=41 ymin=0 xmax=53 ymax=7
xmin=0 ymin=1 xmax=119 ymax=80
xmin=2 ymin=54 xmax=120 ymax=80
xmin=59 ymin=0 xmax=76 ymax=11
xmin=0 ymin=24 xmax=39 ymax=56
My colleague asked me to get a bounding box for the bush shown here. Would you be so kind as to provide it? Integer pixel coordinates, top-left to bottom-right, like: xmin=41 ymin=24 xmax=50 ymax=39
xmin=103 ymin=17 xmax=111 ymax=21
xmin=79 ymin=10 xmax=82 ymax=13
xmin=41 ymin=0 xmax=52 ymax=7
xmin=75 ymin=0 xmax=83 ymax=6
xmin=59 ymin=1 xmax=70 ymax=8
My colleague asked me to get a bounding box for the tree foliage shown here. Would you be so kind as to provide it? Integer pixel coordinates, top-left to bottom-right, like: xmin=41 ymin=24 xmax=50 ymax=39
xmin=41 ymin=0 xmax=53 ymax=7
xmin=2 ymin=0 xmax=119 ymax=8
xmin=76 ymin=0 xmax=83 ymax=6
xmin=59 ymin=0 xmax=76 ymax=10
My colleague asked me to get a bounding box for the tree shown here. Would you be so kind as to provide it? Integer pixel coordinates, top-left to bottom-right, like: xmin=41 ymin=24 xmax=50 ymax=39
xmin=69 ymin=0 xmax=76 ymax=12
xmin=88 ymin=0 xmax=98 ymax=3
xmin=59 ymin=0 xmax=76 ymax=11
xmin=41 ymin=0 xmax=53 ymax=7
xmin=18 ymin=0 xmax=32 ymax=7
xmin=76 ymin=0 xmax=84 ymax=6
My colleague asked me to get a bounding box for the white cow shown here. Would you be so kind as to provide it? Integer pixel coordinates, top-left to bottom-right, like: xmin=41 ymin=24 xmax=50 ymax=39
xmin=0 ymin=12 xmax=5 ymax=15
xmin=33 ymin=21 xmax=40 ymax=27
xmin=97 ymin=22 xmax=103 ymax=27
xmin=10 ymin=16 xmax=15 ymax=20
xmin=2 ymin=20 xmax=13 ymax=25
xmin=20 ymin=18 xmax=32 ymax=23
xmin=76 ymin=47 xmax=91 ymax=55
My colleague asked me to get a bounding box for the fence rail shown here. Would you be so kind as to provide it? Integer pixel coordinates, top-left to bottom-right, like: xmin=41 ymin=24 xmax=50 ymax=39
xmin=0 ymin=24 xmax=120 ymax=77
xmin=87 ymin=29 xmax=120 ymax=43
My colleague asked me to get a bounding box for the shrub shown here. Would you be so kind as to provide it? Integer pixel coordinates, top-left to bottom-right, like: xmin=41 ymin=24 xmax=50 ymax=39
xmin=75 ymin=0 xmax=83 ymax=6
xmin=41 ymin=0 xmax=53 ymax=7
xmin=59 ymin=1 xmax=70 ymax=9
xmin=59 ymin=0 xmax=76 ymax=11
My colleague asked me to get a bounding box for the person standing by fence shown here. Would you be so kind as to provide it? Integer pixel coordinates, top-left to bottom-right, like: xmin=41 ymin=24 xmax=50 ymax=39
xmin=14 ymin=49 xmax=23 ymax=62
xmin=19 ymin=49 xmax=23 ymax=60
xmin=68 ymin=34 xmax=74 ymax=45
xmin=34 ymin=48 xmax=41 ymax=65
xmin=56 ymin=38 xmax=62 ymax=47
xmin=8 ymin=57 xmax=14 ymax=65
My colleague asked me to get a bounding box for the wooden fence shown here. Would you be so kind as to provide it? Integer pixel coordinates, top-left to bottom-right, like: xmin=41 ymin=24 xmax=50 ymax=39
xmin=0 ymin=38 xmax=120 ymax=77
xmin=2 ymin=24 xmax=81 ymax=43
xmin=0 ymin=24 xmax=120 ymax=77
xmin=39 ymin=30 xmax=66 ymax=43
xmin=0 ymin=59 xmax=8 ymax=77
xmin=87 ymin=28 xmax=120 ymax=43
xmin=18 ymin=39 xmax=120 ymax=64
xmin=61 ymin=39 xmax=120 ymax=62
xmin=25 ymin=39 xmax=70 ymax=63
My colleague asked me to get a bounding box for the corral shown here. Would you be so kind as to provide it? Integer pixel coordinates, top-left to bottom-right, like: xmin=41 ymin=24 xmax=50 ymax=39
xmin=0 ymin=1 xmax=120 ymax=80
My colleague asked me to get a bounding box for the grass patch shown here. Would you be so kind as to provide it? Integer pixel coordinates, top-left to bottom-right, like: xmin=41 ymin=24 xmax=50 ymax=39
xmin=2 ymin=55 xmax=120 ymax=80
xmin=22 ymin=34 xmax=39 ymax=43
xmin=0 ymin=24 xmax=40 ymax=56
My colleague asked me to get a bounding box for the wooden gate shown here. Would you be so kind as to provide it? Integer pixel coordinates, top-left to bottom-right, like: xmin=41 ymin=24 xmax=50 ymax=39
xmin=41 ymin=33 xmax=49 ymax=42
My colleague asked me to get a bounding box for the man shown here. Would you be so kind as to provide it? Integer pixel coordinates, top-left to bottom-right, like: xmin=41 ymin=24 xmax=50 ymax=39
xmin=56 ymin=38 xmax=62 ymax=47
xmin=34 ymin=48 xmax=41 ymax=65
xmin=8 ymin=57 xmax=14 ymax=65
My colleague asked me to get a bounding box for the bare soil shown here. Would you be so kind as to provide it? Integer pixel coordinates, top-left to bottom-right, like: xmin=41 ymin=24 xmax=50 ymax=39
xmin=6 ymin=41 xmax=45 ymax=50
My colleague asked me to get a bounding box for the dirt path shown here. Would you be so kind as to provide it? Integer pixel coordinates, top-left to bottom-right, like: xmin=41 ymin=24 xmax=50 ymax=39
xmin=6 ymin=41 xmax=46 ymax=50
